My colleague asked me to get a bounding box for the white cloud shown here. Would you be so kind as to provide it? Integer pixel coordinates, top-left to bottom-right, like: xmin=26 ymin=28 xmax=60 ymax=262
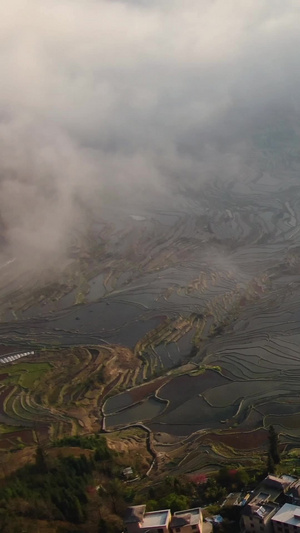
xmin=0 ymin=0 xmax=299 ymax=265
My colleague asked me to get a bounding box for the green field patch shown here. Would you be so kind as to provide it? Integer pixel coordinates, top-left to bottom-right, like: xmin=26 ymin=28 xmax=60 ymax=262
xmin=20 ymin=393 xmax=41 ymax=415
xmin=189 ymin=365 xmax=222 ymax=376
xmin=0 ymin=362 xmax=52 ymax=389
xmin=288 ymin=448 xmax=300 ymax=457
xmin=0 ymin=424 xmax=19 ymax=435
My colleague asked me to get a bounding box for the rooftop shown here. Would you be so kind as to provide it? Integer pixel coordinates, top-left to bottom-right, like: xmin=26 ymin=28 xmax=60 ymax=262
xmin=123 ymin=467 xmax=133 ymax=475
xmin=255 ymin=492 xmax=270 ymax=503
xmin=124 ymin=505 xmax=146 ymax=524
xmin=272 ymin=503 xmax=300 ymax=526
xmin=143 ymin=510 xmax=170 ymax=527
xmin=255 ymin=505 xmax=274 ymax=519
xmin=263 ymin=475 xmax=291 ymax=492
xmin=249 ymin=475 xmax=292 ymax=504
xmin=281 ymin=475 xmax=297 ymax=484
xmin=287 ymin=480 xmax=300 ymax=500
xmin=242 ymin=502 xmax=278 ymax=520
xmin=171 ymin=508 xmax=201 ymax=527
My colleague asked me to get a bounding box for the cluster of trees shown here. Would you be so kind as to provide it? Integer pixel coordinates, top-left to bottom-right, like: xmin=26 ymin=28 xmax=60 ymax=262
xmin=0 ymin=426 xmax=282 ymax=532
xmin=137 ymin=466 xmax=251 ymax=515
xmin=53 ymin=434 xmax=111 ymax=457
xmin=0 ymin=434 xmax=130 ymax=532
xmin=0 ymin=448 xmax=95 ymax=524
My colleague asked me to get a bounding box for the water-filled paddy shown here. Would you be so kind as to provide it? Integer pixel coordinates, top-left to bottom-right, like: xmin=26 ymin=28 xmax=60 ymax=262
xmin=157 ymin=371 xmax=230 ymax=407
xmin=105 ymin=396 xmax=165 ymax=427
xmin=149 ymin=396 xmax=237 ymax=436
xmin=4 ymin=179 xmax=300 ymax=448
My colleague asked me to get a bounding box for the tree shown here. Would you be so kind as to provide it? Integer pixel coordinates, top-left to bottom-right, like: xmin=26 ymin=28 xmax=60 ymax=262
xmin=35 ymin=446 xmax=48 ymax=474
xmin=72 ymin=496 xmax=85 ymax=524
xmin=218 ymin=466 xmax=230 ymax=488
xmin=146 ymin=500 xmax=159 ymax=511
xmin=234 ymin=468 xmax=250 ymax=489
xmin=267 ymin=452 xmax=275 ymax=474
xmin=161 ymin=493 xmax=189 ymax=514
xmin=204 ymin=478 xmax=226 ymax=503
xmin=98 ymin=515 xmax=123 ymax=533
xmin=268 ymin=425 xmax=280 ymax=464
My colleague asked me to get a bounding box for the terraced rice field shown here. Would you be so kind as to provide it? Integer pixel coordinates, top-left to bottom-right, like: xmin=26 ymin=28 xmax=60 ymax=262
xmin=3 ymin=149 xmax=300 ymax=468
xmin=0 ymin=345 xmax=149 ymax=451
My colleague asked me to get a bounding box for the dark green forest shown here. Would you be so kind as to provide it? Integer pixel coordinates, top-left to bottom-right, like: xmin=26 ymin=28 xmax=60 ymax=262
xmin=0 ymin=433 xmax=262 ymax=533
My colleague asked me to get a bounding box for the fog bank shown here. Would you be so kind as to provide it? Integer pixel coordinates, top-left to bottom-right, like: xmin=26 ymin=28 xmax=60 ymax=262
xmin=1 ymin=0 xmax=300 ymax=265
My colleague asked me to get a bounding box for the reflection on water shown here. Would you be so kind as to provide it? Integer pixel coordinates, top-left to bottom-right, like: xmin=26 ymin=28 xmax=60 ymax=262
xmin=106 ymin=396 xmax=165 ymax=427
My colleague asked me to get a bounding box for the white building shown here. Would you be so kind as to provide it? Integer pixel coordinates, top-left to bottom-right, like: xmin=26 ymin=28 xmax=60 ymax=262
xmin=170 ymin=508 xmax=203 ymax=533
xmin=241 ymin=499 xmax=278 ymax=533
xmin=124 ymin=506 xmax=171 ymax=533
xmin=272 ymin=503 xmax=300 ymax=533
xmin=142 ymin=510 xmax=171 ymax=533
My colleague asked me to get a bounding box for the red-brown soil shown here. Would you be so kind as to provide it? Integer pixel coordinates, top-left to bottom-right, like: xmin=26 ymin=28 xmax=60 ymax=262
xmin=205 ymin=428 xmax=268 ymax=450
xmin=129 ymin=376 xmax=170 ymax=403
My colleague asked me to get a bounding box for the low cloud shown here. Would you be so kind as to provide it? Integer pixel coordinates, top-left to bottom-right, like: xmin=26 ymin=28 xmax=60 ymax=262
xmin=0 ymin=0 xmax=300 ymax=266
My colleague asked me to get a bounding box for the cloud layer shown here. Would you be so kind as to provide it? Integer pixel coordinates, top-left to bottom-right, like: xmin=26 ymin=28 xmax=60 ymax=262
xmin=1 ymin=0 xmax=300 ymax=264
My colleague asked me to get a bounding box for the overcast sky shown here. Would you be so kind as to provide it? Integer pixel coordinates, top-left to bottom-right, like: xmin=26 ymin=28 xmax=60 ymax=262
xmin=0 ymin=0 xmax=300 ymax=264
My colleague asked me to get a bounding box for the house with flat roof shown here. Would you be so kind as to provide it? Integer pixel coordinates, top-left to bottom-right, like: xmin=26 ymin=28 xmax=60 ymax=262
xmin=241 ymin=501 xmax=278 ymax=533
xmin=272 ymin=503 xmax=300 ymax=533
xmin=244 ymin=475 xmax=295 ymax=511
xmin=124 ymin=505 xmax=146 ymax=533
xmin=123 ymin=466 xmax=134 ymax=479
xmin=239 ymin=474 xmax=300 ymax=532
xmin=142 ymin=510 xmax=171 ymax=532
xmin=241 ymin=492 xmax=278 ymax=533
xmin=263 ymin=475 xmax=294 ymax=495
xmin=170 ymin=508 xmax=202 ymax=533
xmin=124 ymin=506 xmax=171 ymax=533
xmin=285 ymin=480 xmax=300 ymax=506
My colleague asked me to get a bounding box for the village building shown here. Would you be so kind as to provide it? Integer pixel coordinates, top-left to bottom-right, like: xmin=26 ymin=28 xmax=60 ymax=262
xmin=252 ymin=476 xmax=295 ymax=504
xmin=124 ymin=505 xmax=146 ymax=533
xmin=240 ymin=475 xmax=298 ymax=532
xmin=241 ymin=500 xmax=278 ymax=533
xmin=272 ymin=503 xmax=300 ymax=533
xmin=122 ymin=466 xmax=134 ymax=480
xmin=285 ymin=480 xmax=300 ymax=506
xmin=170 ymin=508 xmax=203 ymax=533
xmin=124 ymin=506 xmax=171 ymax=533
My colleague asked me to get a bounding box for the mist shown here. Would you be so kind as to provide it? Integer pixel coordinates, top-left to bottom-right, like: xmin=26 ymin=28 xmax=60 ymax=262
xmin=1 ymin=0 xmax=300 ymax=268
